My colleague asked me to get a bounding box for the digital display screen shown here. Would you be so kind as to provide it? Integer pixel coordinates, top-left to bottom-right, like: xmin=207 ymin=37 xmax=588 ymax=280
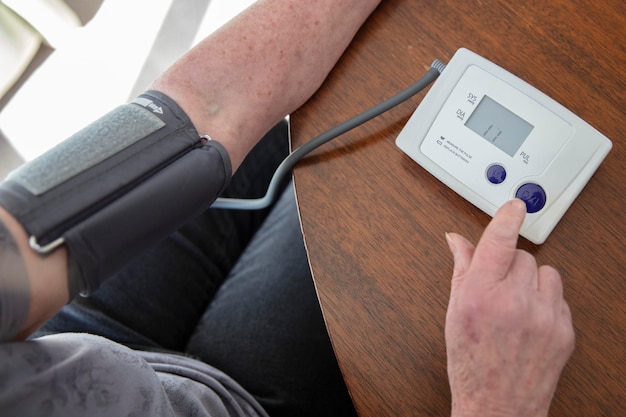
xmin=465 ymin=95 xmax=534 ymax=157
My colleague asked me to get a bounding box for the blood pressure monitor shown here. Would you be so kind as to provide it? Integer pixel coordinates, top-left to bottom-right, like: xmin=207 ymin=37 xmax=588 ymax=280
xmin=396 ymin=48 xmax=612 ymax=244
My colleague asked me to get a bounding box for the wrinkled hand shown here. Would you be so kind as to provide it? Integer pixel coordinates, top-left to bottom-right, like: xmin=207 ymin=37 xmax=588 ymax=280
xmin=444 ymin=199 xmax=575 ymax=417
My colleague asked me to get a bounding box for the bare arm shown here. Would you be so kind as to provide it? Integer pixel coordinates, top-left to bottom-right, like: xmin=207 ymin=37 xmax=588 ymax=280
xmin=150 ymin=0 xmax=382 ymax=171
xmin=0 ymin=206 xmax=68 ymax=340
xmin=0 ymin=0 xmax=381 ymax=340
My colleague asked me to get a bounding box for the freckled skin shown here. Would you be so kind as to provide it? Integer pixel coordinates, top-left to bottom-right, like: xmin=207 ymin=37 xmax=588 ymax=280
xmin=150 ymin=0 xmax=382 ymax=172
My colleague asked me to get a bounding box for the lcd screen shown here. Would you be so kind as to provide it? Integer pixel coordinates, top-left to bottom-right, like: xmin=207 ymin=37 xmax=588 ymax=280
xmin=465 ymin=95 xmax=534 ymax=157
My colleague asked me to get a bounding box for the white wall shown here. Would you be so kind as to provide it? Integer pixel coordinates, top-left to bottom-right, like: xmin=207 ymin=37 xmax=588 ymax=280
xmin=0 ymin=0 xmax=255 ymax=177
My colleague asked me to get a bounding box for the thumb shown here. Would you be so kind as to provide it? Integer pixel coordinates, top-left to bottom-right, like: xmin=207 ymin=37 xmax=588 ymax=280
xmin=446 ymin=232 xmax=475 ymax=283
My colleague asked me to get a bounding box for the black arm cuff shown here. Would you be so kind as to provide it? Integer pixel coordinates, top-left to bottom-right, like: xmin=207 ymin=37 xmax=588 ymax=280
xmin=0 ymin=91 xmax=232 ymax=297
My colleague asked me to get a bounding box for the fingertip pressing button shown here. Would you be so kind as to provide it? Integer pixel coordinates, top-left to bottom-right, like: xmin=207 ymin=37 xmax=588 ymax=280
xmin=515 ymin=183 xmax=546 ymax=213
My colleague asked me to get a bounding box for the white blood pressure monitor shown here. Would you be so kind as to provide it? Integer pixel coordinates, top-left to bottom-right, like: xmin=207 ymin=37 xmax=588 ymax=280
xmin=396 ymin=48 xmax=612 ymax=244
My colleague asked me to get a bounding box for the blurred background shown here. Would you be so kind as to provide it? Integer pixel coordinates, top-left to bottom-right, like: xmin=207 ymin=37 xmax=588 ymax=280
xmin=0 ymin=0 xmax=255 ymax=178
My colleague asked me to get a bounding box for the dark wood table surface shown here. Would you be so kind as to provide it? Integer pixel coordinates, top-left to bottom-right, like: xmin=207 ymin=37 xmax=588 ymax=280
xmin=290 ymin=0 xmax=625 ymax=416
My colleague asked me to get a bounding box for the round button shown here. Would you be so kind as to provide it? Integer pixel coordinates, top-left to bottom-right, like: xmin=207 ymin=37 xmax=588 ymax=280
xmin=486 ymin=164 xmax=507 ymax=184
xmin=515 ymin=183 xmax=547 ymax=213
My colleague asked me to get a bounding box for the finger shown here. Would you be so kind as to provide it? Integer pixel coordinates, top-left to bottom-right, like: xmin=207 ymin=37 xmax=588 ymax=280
xmin=507 ymin=249 xmax=539 ymax=287
xmin=561 ymin=298 xmax=573 ymax=324
xmin=446 ymin=232 xmax=475 ymax=280
xmin=559 ymin=301 xmax=576 ymax=356
xmin=445 ymin=232 xmax=476 ymax=304
xmin=537 ymin=265 xmax=564 ymax=302
xmin=471 ymin=199 xmax=527 ymax=282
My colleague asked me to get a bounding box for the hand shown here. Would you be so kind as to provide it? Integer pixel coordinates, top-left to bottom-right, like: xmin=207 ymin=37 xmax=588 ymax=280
xmin=444 ymin=199 xmax=575 ymax=417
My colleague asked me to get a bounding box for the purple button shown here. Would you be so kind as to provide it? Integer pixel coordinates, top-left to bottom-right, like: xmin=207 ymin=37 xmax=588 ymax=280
xmin=515 ymin=183 xmax=546 ymax=213
xmin=486 ymin=164 xmax=507 ymax=184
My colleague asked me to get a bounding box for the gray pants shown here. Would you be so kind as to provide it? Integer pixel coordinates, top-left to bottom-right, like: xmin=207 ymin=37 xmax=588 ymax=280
xmin=35 ymin=122 xmax=356 ymax=417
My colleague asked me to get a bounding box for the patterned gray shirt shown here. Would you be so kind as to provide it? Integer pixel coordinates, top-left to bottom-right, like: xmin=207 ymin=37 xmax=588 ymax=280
xmin=0 ymin=333 xmax=268 ymax=417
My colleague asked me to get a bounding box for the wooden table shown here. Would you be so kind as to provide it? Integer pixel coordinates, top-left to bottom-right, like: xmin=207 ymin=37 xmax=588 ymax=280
xmin=290 ymin=0 xmax=625 ymax=415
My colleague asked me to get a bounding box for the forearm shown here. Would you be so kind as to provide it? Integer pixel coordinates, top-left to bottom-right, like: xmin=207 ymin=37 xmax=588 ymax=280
xmin=150 ymin=0 xmax=382 ymax=170
xmin=0 ymin=207 xmax=68 ymax=341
